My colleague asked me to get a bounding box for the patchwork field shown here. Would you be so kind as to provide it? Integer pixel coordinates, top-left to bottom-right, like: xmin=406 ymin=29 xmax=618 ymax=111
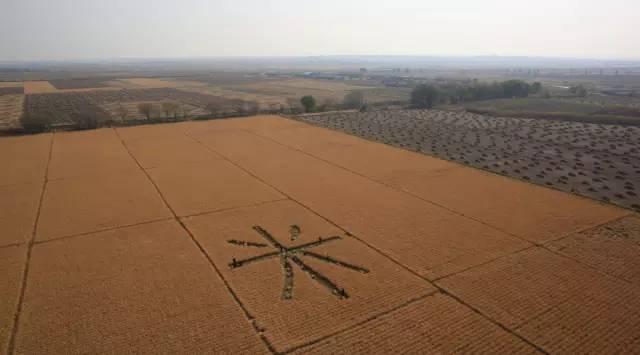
xmin=226 ymin=78 xmax=374 ymax=103
xmin=0 ymin=95 xmax=24 ymax=130
xmin=5 ymin=76 xmax=409 ymax=132
xmin=1 ymin=115 xmax=637 ymax=354
xmin=22 ymin=88 xmax=241 ymax=126
xmin=23 ymin=81 xmax=58 ymax=94
xmin=296 ymin=110 xmax=640 ymax=212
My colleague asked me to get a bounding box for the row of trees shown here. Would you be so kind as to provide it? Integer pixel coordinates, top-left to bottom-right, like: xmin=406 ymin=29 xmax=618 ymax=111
xmin=411 ymin=80 xmax=543 ymax=109
xmin=299 ymin=91 xmax=367 ymax=113
xmin=133 ymin=100 xmax=263 ymax=121
xmin=131 ymin=92 xmax=367 ymax=120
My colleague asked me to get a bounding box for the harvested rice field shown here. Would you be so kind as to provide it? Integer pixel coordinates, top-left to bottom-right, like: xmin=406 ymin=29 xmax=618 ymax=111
xmin=1 ymin=115 xmax=638 ymax=354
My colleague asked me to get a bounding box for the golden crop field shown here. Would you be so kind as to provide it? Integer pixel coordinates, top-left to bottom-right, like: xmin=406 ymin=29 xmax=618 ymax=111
xmin=1 ymin=116 xmax=639 ymax=354
xmin=23 ymin=81 xmax=58 ymax=94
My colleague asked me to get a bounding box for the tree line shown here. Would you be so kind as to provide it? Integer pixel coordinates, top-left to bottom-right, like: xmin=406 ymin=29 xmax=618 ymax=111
xmin=411 ymin=80 xmax=542 ymax=109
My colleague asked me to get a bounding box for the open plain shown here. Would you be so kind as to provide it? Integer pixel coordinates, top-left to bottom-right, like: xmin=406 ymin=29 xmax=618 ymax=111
xmin=1 ymin=115 xmax=639 ymax=354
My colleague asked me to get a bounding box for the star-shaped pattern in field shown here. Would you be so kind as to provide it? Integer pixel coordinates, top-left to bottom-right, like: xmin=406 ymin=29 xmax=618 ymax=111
xmin=227 ymin=225 xmax=369 ymax=300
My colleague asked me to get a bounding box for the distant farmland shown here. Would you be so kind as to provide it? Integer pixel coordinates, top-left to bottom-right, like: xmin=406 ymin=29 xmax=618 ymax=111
xmin=2 ymin=76 xmax=410 ymax=132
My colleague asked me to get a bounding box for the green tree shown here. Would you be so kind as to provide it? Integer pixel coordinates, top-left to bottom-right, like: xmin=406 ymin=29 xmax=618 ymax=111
xmin=501 ymin=80 xmax=530 ymax=98
xmin=410 ymin=84 xmax=439 ymax=109
xmin=530 ymin=82 xmax=542 ymax=94
xmin=300 ymin=95 xmax=316 ymax=113
xmin=343 ymin=91 xmax=365 ymax=110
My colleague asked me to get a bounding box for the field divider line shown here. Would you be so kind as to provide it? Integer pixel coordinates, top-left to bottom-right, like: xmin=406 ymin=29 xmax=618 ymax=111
xmin=248 ymin=123 xmax=639 ymax=277
xmin=113 ymin=128 xmax=277 ymax=354
xmin=289 ymin=113 xmax=636 ymax=214
xmin=281 ymin=291 xmax=440 ymax=354
xmin=430 ymin=244 xmax=537 ymax=282
xmin=245 ymin=123 xmax=638 ymax=335
xmin=238 ymin=125 xmax=547 ymax=354
xmin=0 ymin=242 xmax=27 ymax=250
xmin=182 ymin=128 xmax=549 ymax=354
xmin=31 ymin=216 xmax=175 ymax=246
xmin=7 ymin=132 xmax=54 ymax=355
xmin=243 ymin=126 xmax=538 ymax=246
xmin=540 ymin=212 xmax=634 ymax=245
xmin=179 ymin=197 xmax=290 ymax=220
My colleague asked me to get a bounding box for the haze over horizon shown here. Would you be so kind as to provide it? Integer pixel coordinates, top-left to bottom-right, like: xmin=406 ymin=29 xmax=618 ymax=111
xmin=1 ymin=0 xmax=638 ymax=62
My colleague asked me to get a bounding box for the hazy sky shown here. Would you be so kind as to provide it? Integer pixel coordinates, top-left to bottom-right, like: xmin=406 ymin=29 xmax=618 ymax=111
xmin=1 ymin=0 xmax=638 ymax=61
